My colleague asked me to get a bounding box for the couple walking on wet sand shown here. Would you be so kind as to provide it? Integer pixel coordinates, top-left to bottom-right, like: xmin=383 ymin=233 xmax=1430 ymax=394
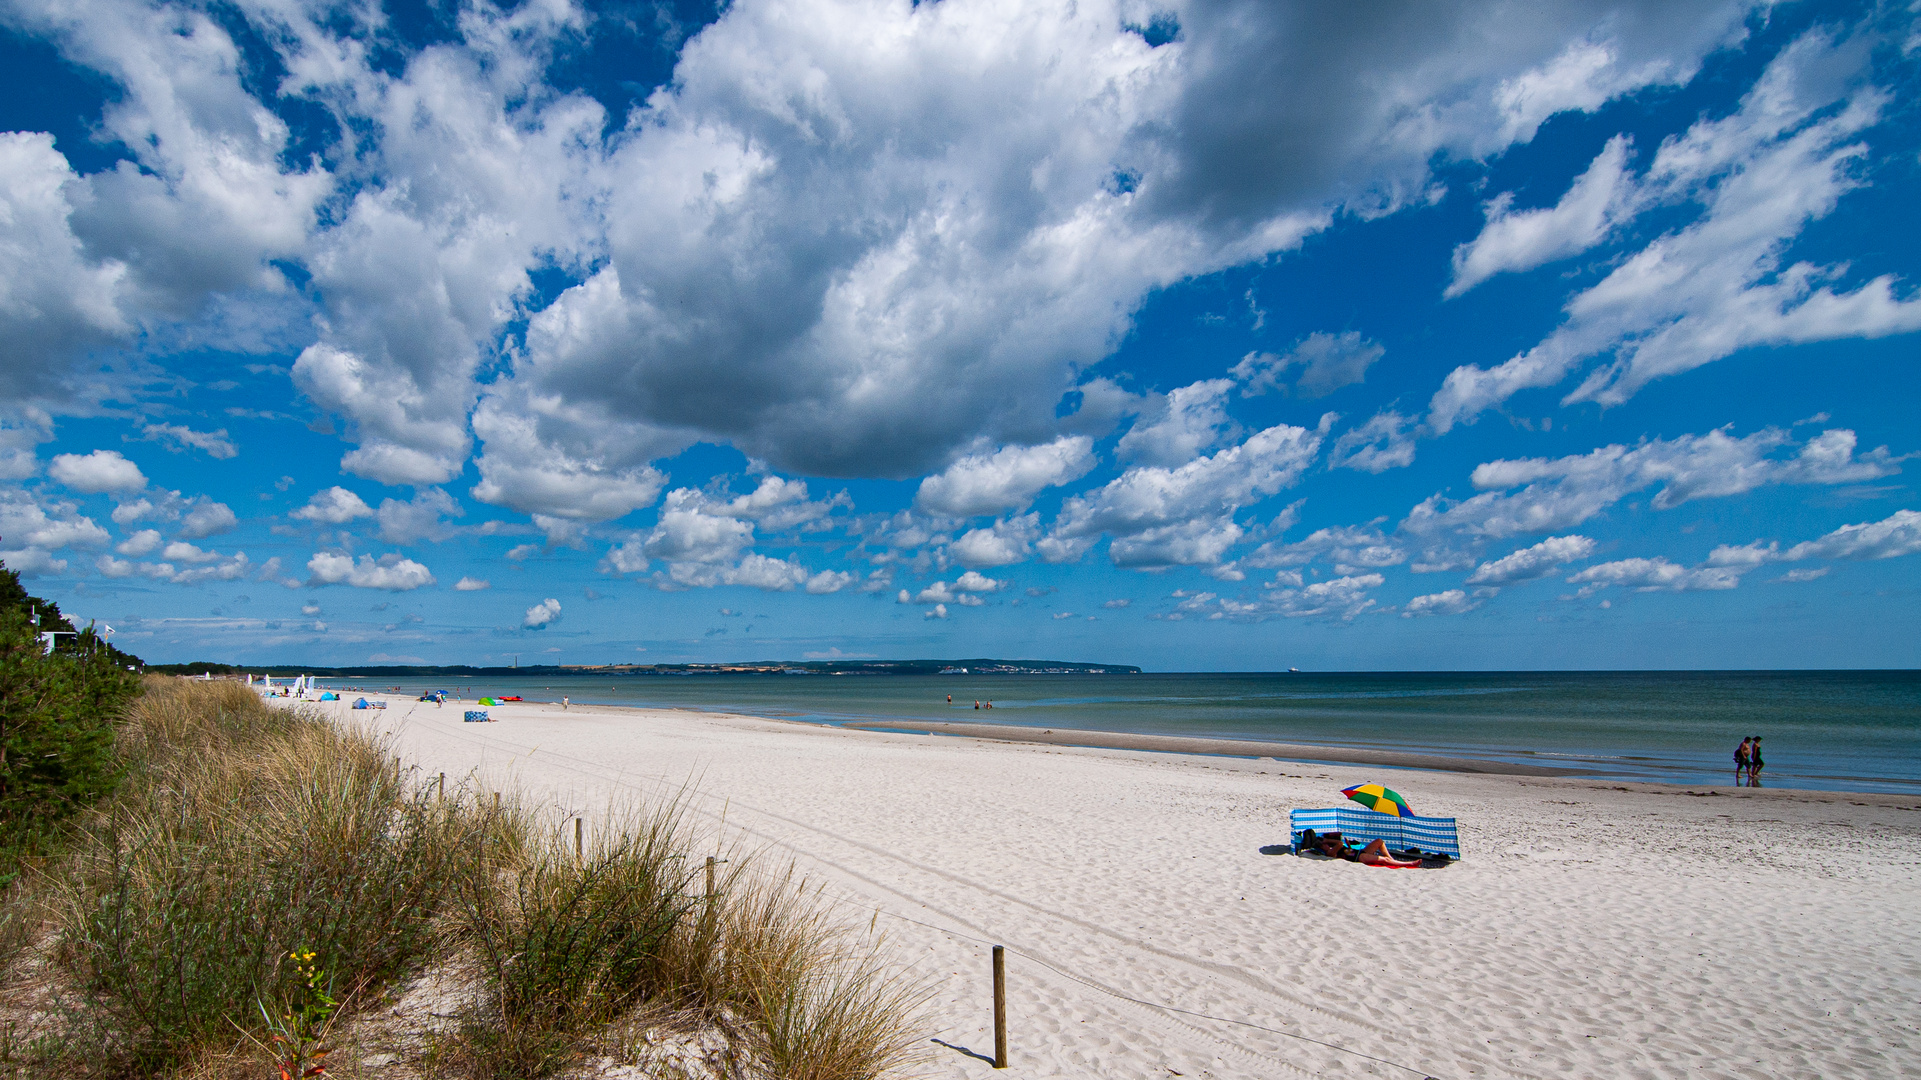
xmin=1734 ymin=736 xmax=1765 ymax=786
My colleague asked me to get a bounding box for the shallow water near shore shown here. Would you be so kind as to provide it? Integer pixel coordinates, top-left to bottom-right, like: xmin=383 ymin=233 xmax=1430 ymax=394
xmin=308 ymin=670 xmax=1921 ymax=794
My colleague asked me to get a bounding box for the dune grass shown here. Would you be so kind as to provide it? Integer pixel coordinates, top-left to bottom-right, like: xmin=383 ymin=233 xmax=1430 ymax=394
xmin=0 ymin=678 xmax=927 ymax=1080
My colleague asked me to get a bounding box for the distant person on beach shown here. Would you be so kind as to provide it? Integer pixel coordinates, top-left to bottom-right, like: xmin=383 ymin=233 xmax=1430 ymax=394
xmin=947 ymin=694 xmax=952 ymax=703
xmin=562 ymin=697 xmax=569 ymax=711
xmin=1748 ymin=736 xmax=1764 ymax=785
xmin=1734 ymin=737 xmax=1752 ymax=782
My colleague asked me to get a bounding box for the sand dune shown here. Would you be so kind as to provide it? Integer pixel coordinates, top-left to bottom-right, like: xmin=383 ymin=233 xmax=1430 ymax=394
xmin=342 ymin=697 xmax=1921 ymax=1079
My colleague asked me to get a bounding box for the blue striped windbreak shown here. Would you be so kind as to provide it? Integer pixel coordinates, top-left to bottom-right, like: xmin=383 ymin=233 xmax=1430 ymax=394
xmin=1288 ymin=806 xmax=1462 ymax=858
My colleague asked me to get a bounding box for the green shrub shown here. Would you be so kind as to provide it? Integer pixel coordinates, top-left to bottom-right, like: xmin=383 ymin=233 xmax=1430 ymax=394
xmin=0 ymin=561 xmax=143 ymax=881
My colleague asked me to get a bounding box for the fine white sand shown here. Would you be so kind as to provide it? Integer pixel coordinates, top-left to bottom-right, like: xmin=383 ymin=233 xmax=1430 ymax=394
xmin=332 ymin=696 xmax=1921 ymax=1080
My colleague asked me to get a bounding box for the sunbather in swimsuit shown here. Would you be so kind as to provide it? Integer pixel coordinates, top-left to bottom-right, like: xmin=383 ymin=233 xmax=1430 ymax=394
xmin=1311 ymin=834 xmax=1422 ymax=868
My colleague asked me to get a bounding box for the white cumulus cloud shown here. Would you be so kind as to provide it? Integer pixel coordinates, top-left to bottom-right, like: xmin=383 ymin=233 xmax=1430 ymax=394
xmin=917 ymin=437 xmax=1095 ymax=517
xmin=306 ymin=552 xmax=436 ymax=591
xmin=1466 ymin=534 xmax=1598 ymax=585
xmin=523 ymin=598 xmax=562 ymax=628
xmin=1403 ymin=589 xmax=1480 ymax=617
xmin=291 ymin=487 xmax=375 ymax=525
xmin=1406 ymin=426 xmax=1901 ymax=540
xmin=49 ymin=450 xmax=146 ymax=493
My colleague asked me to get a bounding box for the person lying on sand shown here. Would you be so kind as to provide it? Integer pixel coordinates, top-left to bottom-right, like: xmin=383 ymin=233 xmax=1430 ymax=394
xmin=1306 ymin=831 xmax=1429 ymax=868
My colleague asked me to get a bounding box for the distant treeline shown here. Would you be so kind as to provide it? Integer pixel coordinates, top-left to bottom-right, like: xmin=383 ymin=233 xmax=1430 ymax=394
xmin=146 ymin=658 xmax=1144 ymax=677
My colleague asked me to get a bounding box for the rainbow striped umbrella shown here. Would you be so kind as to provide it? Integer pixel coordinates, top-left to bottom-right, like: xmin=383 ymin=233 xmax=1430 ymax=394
xmin=1341 ymin=783 xmax=1413 ymax=817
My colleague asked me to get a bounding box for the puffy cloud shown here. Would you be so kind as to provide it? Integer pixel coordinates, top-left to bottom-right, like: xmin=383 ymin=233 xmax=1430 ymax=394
xmin=1329 ymin=410 xmax=1419 ymax=474
xmin=49 ymin=450 xmax=146 ymax=493
xmin=118 ymin=550 xmax=252 ymax=585
xmin=950 ymin=513 xmax=1040 ymax=569
xmin=1050 ymin=419 xmax=1327 ymax=568
xmin=0 ymin=0 xmax=1758 ymax=537
xmin=468 ymin=391 xmax=672 ymax=522
xmin=0 ymin=488 xmax=111 ymax=574
xmin=805 ymin=569 xmax=857 ymax=594
xmin=1431 ymin=32 xmax=1921 ymax=431
xmin=1102 ymin=598 xmax=1131 ymax=608
xmin=523 ymin=598 xmax=562 ymax=628
xmin=1233 ymin=333 xmax=1383 ymax=398
xmin=923 ymin=603 xmax=948 ymax=620
xmin=0 ymin=548 xmax=67 ymax=576
xmin=0 ymin=133 xmax=131 ymax=410
xmin=0 ymin=421 xmax=47 ymax=482
xmin=160 ymin=541 xmax=221 ymax=564
xmin=1402 ymin=589 xmax=1480 ymax=617
xmin=1565 ymin=557 xmax=1741 ymax=597
xmin=906 ymin=570 xmax=1004 ymax=605
xmin=1466 ymin=534 xmax=1597 ymax=585
xmin=111 ymin=489 xmax=186 ymax=525
xmin=711 ymin=476 xmax=848 ymax=531
xmin=291 ymin=487 xmax=375 ymax=525
xmin=306 ymin=552 xmax=436 ymax=591
xmin=953 ymin=570 xmax=1005 ymax=593
xmin=377 ymin=488 xmax=463 ymax=545
xmin=116 ymin=528 xmax=162 ymax=556
xmin=1709 ymin=509 xmax=1921 ymax=568
xmin=1270 ymin=573 xmax=1386 ymax=620
xmin=1116 ymin=381 xmax=1236 ymax=467
xmin=176 ymin=499 xmax=238 ymax=539
xmin=1405 ymin=426 xmax=1901 ymax=540
xmin=435 ymin=0 xmax=1745 ymax=495
xmin=711 ymin=553 xmax=811 ymax=591
xmin=642 ymin=489 xmax=758 ymax=566
xmin=1245 ymin=522 xmax=1404 ymax=574
xmin=1778 ymin=509 xmax=1921 ymax=562
xmin=140 ymin=423 xmax=237 ymax=459
xmin=611 ymin=484 xmax=841 ymax=590
xmin=454 ymin=576 xmax=491 ymax=591
xmin=917 ymin=437 xmax=1095 ymax=516
xmin=1447 ymin=135 xmax=1637 ymax=297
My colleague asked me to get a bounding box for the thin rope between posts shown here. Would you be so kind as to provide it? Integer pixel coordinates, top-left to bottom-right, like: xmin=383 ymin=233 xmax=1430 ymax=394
xmin=862 ymin=904 xmax=1441 ymax=1080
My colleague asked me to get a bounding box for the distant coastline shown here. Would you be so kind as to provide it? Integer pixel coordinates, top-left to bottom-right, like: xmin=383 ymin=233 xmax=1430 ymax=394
xmin=146 ymin=657 xmax=1145 ymax=677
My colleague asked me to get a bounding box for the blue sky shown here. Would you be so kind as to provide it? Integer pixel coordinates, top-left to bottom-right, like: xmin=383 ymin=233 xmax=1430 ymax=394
xmin=2 ymin=0 xmax=1918 ymax=670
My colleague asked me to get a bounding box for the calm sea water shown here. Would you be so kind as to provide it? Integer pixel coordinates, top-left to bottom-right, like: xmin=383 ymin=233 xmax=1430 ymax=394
xmin=307 ymin=670 xmax=1921 ymax=794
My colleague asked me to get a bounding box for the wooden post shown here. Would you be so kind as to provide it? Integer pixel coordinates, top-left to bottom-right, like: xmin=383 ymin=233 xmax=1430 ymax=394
xmin=574 ymin=817 xmax=584 ymax=863
xmin=992 ymin=945 xmax=1007 ymax=1069
xmin=437 ymin=773 xmax=445 ymax=802
xmin=493 ymin=791 xmax=500 ymax=813
xmin=705 ymin=856 xmax=717 ymax=901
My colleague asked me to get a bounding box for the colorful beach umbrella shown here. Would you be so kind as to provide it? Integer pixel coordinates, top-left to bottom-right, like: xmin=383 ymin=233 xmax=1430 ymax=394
xmin=1341 ymin=783 xmax=1413 ymax=817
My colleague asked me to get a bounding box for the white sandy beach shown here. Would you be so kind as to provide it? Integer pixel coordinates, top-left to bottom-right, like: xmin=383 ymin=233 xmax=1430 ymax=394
xmin=328 ymin=695 xmax=1921 ymax=1080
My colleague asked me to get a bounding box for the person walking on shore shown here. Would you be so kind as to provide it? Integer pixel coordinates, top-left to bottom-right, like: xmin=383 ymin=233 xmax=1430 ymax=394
xmin=1748 ymin=736 xmax=1764 ymax=786
xmin=1734 ymin=737 xmax=1752 ymax=783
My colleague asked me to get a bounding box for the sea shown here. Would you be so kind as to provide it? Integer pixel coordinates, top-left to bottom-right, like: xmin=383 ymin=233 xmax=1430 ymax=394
xmin=302 ymin=670 xmax=1921 ymax=795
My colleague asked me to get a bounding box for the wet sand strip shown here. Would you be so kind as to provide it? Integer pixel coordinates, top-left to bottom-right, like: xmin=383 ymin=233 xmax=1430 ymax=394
xmin=835 ymin=718 xmax=1584 ymax=776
